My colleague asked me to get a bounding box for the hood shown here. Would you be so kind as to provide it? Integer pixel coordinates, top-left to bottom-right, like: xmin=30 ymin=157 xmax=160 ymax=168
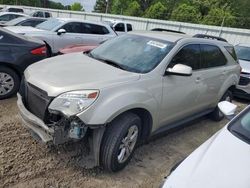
xmin=5 ymin=26 xmax=47 ymax=34
xmin=239 ymin=59 xmax=250 ymax=73
xmin=25 ymin=53 xmax=140 ymax=96
xmin=164 ymin=127 xmax=250 ymax=188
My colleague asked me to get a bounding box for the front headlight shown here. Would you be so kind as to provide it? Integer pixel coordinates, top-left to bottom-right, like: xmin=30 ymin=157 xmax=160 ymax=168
xmin=49 ymin=90 xmax=99 ymax=117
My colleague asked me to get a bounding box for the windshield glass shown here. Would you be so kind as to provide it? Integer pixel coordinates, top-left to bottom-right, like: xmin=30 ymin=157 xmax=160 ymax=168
xmin=4 ymin=17 xmax=25 ymax=26
xmin=36 ymin=18 xmax=64 ymax=31
xmin=90 ymin=34 xmax=174 ymax=73
xmin=235 ymin=46 xmax=250 ymax=62
xmin=229 ymin=107 xmax=250 ymax=143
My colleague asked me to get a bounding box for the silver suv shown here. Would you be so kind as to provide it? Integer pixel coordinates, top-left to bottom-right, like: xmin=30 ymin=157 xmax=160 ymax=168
xmin=17 ymin=31 xmax=240 ymax=172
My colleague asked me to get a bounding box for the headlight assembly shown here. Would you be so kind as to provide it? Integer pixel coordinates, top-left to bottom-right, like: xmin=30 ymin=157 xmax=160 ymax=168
xmin=49 ymin=90 xmax=99 ymax=117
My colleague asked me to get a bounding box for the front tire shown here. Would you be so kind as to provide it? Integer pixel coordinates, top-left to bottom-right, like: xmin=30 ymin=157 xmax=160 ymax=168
xmin=0 ymin=66 xmax=20 ymax=100
xmin=210 ymin=90 xmax=233 ymax=121
xmin=100 ymin=113 xmax=141 ymax=172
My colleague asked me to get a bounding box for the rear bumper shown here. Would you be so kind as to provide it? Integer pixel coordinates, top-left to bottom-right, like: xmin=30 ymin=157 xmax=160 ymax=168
xmin=17 ymin=93 xmax=54 ymax=143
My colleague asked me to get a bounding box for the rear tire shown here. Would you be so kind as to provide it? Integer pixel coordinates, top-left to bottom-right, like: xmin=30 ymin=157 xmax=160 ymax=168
xmin=100 ymin=113 xmax=141 ymax=172
xmin=209 ymin=90 xmax=233 ymax=121
xmin=0 ymin=66 xmax=20 ymax=100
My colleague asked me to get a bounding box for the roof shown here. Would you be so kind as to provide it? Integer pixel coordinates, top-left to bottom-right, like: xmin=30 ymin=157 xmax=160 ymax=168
xmin=56 ymin=17 xmax=109 ymax=27
xmin=130 ymin=31 xmax=230 ymax=45
xmin=236 ymin=43 xmax=250 ymax=48
xmin=130 ymin=30 xmax=189 ymax=43
xmin=0 ymin=12 xmax=27 ymax=16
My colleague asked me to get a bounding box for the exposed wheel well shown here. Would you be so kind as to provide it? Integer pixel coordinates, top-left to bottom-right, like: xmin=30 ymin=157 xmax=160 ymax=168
xmin=228 ymin=85 xmax=236 ymax=92
xmin=110 ymin=108 xmax=153 ymax=142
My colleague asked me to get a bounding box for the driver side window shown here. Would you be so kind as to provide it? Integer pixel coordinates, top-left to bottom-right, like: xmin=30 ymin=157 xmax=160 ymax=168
xmin=60 ymin=22 xmax=82 ymax=33
xmin=169 ymin=44 xmax=201 ymax=70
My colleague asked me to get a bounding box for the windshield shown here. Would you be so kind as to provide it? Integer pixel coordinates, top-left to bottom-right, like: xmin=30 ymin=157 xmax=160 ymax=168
xmin=229 ymin=107 xmax=250 ymax=144
xmin=235 ymin=46 xmax=250 ymax=62
xmin=4 ymin=17 xmax=25 ymax=26
xmin=36 ymin=18 xmax=64 ymax=31
xmin=90 ymin=34 xmax=174 ymax=73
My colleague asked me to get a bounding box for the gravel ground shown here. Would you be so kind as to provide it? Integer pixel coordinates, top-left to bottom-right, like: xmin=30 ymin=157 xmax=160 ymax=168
xmin=0 ymin=97 xmax=248 ymax=188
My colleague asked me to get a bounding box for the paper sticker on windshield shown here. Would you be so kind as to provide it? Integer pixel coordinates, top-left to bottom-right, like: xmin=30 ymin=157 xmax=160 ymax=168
xmin=147 ymin=40 xmax=167 ymax=49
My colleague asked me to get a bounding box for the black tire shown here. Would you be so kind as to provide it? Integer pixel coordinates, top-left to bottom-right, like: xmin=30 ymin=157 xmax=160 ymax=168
xmin=100 ymin=113 xmax=141 ymax=172
xmin=209 ymin=90 xmax=233 ymax=121
xmin=0 ymin=66 xmax=20 ymax=100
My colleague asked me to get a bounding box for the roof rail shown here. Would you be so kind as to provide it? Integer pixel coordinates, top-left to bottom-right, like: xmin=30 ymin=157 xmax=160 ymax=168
xmin=193 ymin=34 xmax=228 ymax=42
xmin=151 ymin=28 xmax=185 ymax=34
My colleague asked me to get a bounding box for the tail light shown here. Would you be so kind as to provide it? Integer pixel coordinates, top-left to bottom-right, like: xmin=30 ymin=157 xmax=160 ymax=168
xmin=31 ymin=46 xmax=47 ymax=55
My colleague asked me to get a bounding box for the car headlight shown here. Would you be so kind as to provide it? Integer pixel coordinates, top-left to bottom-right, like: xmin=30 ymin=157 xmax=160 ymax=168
xmin=49 ymin=90 xmax=99 ymax=117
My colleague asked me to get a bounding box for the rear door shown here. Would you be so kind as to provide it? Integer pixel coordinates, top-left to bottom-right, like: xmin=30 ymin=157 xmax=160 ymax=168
xmin=80 ymin=23 xmax=112 ymax=45
xmin=197 ymin=44 xmax=228 ymax=107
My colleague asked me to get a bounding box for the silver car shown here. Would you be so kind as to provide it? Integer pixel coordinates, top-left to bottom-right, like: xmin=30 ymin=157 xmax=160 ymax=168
xmin=5 ymin=18 xmax=117 ymax=55
xmin=234 ymin=44 xmax=250 ymax=99
xmin=17 ymin=32 xmax=240 ymax=172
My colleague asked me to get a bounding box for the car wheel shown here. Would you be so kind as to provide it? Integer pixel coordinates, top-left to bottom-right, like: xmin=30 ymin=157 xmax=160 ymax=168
xmin=0 ymin=66 xmax=20 ymax=100
xmin=100 ymin=112 xmax=141 ymax=172
xmin=210 ymin=90 xmax=233 ymax=121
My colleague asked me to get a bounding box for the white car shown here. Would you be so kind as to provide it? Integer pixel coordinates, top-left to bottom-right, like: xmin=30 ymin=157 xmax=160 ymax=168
xmin=161 ymin=101 xmax=250 ymax=188
xmin=0 ymin=12 xmax=27 ymax=24
xmin=5 ymin=18 xmax=117 ymax=55
xmin=234 ymin=43 xmax=250 ymax=99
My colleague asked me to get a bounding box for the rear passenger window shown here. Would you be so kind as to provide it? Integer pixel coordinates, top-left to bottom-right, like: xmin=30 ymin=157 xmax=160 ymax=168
xmin=82 ymin=23 xmax=109 ymax=35
xmin=45 ymin=12 xmax=50 ymax=18
xmin=201 ymin=44 xmax=227 ymax=69
xmin=169 ymin=44 xmax=201 ymax=70
xmin=127 ymin=24 xmax=132 ymax=31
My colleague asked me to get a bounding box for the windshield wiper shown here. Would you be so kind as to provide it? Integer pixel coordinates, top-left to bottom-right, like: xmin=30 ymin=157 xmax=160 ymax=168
xmin=231 ymin=129 xmax=250 ymax=142
xmin=239 ymin=58 xmax=250 ymax=62
xmin=93 ymin=56 xmax=126 ymax=70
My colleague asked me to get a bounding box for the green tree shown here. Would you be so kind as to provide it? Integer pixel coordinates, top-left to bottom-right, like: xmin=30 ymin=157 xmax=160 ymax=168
xmin=202 ymin=8 xmax=236 ymax=27
xmin=93 ymin=0 xmax=113 ymax=13
xmin=171 ymin=3 xmax=201 ymax=23
xmin=111 ymin=0 xmax=132 ymax=14
xmin=144 ymin=2 xmax=167 ymax=19
xmin=71 ymin=2 xmax=84 ymax=11
xmin=124 ymin=1 xmax=142 ymax=16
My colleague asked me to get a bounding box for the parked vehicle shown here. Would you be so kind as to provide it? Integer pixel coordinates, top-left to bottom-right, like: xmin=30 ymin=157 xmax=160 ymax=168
xmin=0 ymin=12 xmax=27 ymax=24
xmin=6 ymin=18 xmax=117 ymax=55
xmin=161 ymin=101 xmax=250 ymax=188
xmin=1 ymin=6 xmax=24 ymax=13
xmin=234 ymin=43 xmax=250 ymax=99
xmin=31 ymin=11 xmax=52 ymax=18
xmin=0 ymin=27 xmax=47 ymax=99
xmin=104 ymin=19 xmax=133 ymax=34
xmin=59 ymin=44 xmax=98 ymax=54
xmin=2 ymin=17 xmax=46 ymax=27
xmin=17 ymin=32 xmax=240 ymax=172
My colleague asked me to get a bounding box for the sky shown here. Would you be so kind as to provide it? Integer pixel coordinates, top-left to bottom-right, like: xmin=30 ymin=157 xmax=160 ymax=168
xmin=53 ymin=0 xmax=97 ymax=12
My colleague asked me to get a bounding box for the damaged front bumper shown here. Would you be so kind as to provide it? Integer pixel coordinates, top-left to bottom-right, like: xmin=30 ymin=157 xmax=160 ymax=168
xmin=17 ymin=93 xmax=54 ymax=143
xmin=17 ymin=93 xmax=87 ymax=144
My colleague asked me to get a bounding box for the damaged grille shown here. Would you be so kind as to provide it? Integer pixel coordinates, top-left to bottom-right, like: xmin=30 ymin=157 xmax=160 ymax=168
xmin=19 ymin=78 xmax=52 ymax=121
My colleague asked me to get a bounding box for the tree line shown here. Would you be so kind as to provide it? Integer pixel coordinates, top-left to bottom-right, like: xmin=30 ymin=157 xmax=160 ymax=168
xmin=94 ymin=0 xmax=250 ymax=29
xmin=1 ymin=0 xmax=84 ymax=11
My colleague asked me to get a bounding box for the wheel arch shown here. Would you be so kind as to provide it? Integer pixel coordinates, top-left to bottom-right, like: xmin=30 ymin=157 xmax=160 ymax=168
xmin=0 ymin=62 xmax=22 ymax=79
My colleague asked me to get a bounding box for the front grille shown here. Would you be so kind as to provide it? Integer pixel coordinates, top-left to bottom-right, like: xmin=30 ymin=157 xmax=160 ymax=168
xmin=239 ymin=76 xmax=250 ymax=86
xmin=20 ymin=78 xmax=52 ymax=121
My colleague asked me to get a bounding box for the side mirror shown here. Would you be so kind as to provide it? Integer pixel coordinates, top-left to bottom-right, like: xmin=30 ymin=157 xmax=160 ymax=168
xmin=57 ymin=28 xmax=66 ymax=35
xmin=166 ymin=64 xmax=192 ymax=76
xmin=218 ymin=101 xmax=237 ymax=120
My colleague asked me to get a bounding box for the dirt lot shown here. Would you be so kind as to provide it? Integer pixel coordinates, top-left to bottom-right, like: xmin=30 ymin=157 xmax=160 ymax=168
xmin=0 ymin=97 xmax=248 ymax=188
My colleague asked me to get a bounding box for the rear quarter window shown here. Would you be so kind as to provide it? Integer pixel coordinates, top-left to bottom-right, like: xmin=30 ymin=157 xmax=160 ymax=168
xmin=225 ymin=46 xmax=238 ymax=61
